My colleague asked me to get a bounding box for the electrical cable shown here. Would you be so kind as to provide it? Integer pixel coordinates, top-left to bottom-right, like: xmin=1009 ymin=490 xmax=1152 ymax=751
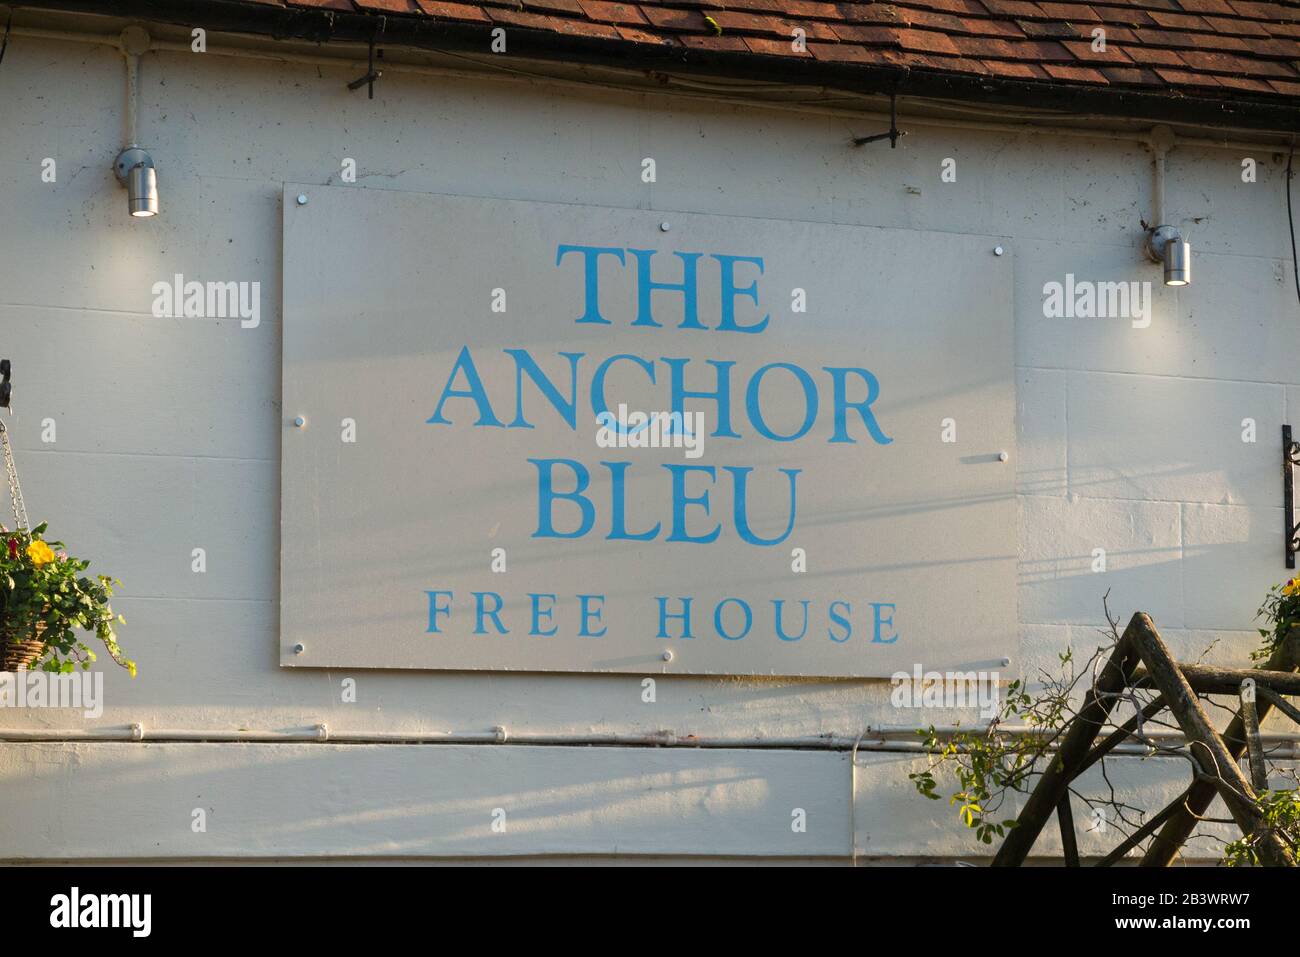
xmin=1288 ymin=140 xmax=1299 ymax=310
xmin=0 ymin=10 xmax=12 ymax=68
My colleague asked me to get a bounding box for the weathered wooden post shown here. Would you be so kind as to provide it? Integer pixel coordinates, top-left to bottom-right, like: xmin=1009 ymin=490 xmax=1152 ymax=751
xmin=1140 ymin=630 xmax=1299 ymax=866
xmin=991 ymin=618 xmax=1142 ymax=866
xmin=1239 ymin=679 xmax=1268 ymax=795
xmin=1126 ymin=614 xmax=1293 ymax=867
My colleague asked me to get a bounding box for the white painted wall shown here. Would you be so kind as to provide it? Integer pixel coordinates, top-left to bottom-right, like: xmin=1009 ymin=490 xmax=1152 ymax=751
xmin=0 ymin=27 xmax=1295 ymax=862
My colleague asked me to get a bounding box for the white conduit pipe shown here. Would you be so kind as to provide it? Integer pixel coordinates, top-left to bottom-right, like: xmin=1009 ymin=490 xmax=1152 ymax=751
xmin=1 ymin=723 xmax=1298 ymax=756
xmin=123 ymin=42 xmax=138 ymax=147
xmin=1147 ymin=123 xmax=1177 ymax=227
xmin=6 ymin=24 xmax=1294 ymax=155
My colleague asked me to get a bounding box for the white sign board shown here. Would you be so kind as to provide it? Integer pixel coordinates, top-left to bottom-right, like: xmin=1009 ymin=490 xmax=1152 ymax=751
xmin=281 ymin=186 xmax=1015 ymax=677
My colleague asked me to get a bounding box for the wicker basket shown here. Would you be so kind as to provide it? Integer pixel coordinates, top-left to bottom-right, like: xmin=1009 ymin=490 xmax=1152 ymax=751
xmin=1 ymin=611 xmax=47 ymax=671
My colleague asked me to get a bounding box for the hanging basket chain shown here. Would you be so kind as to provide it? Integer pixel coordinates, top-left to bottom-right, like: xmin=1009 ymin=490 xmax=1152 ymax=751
xmin=0 ymin=418 xmax=30 ymax=533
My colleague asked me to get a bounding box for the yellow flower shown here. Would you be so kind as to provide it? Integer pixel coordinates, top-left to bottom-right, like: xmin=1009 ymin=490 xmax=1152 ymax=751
xmin=1284 ymin=579 xmax=1300 ymax=597
xmin=26 ymin=540 xmax=55 ymax=566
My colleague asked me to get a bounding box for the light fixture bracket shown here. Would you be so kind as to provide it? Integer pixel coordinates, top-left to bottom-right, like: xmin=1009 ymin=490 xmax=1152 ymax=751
xmin=113 ymin=146 xmax=153 ymax=184
xmin=853 ymin=92 xmax=906 ymax=149
xmin=1143 ymin=223 xmax=1181 ymax=263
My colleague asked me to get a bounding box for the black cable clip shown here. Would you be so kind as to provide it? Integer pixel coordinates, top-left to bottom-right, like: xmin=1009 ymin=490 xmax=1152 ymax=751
xmin=348 ymin=17 xmax=385 ymax=99
xmin=853 ymin=93 xmax=906 ymax=149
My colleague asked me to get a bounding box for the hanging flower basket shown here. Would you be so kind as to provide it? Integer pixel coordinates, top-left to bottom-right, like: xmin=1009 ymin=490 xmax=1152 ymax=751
xmin=0 ymin=606 xmax=47 ymax=671
xmin=0 ymin=420 xmax=134 ymax=675
xmin=0 ymin=526 xmax=134 ymax=676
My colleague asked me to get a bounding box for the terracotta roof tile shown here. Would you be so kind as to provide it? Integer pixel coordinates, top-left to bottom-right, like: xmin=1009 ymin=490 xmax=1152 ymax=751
xmin=487 ymin=6 xmax=623 ymax=36
xmin=977 ymin=0 xmax=1046 ymax=16
xmin=616 ymin=24 xmax=678 ymax=42
xmin=575 ymin=0 xmax=648 ymax=25
xmin=1200 ymin=14 xmax=1275 ymax=35
xmin=830 ymin=23 xmax=904 ymax=42
xmin=176 ymin=0 xmax=1300 ymax=113
xmin=981 ymin=58 xmax=1052 ymax=77
xmin=897 ymin=27 xmax=964 ymax=52
xmin=1268 ymin=77 xmax=1300 ymax=95
xmin=1213 ymin=74 xmax=1279 ymax=92
xmin=907 ymin=0 xmax=988 ymax=13
xmin=1034 ymin=3 xmax=1103 ymax=20
xmin=836 ymin=3 xmax=908 ymax=25
xmin=1089 ymin=5 xmax=1157 ymax=26
xmin=1226 ymin=0 xmax=1292 ymax=17
xmin=1015 ymin=19 xmax=1082 ymax=37
xmin=806 ymin=39 xmax=881 ymax=59
xmin=1178 ymin=48 xmax=1298 ymax=76
xmin=678 ymin=33 xmax=750 ymax=48
xmin=1119 ymin=44 xmax=1188 ymax=66
xmin=710 ymin=10 xmax=840 ymax=38
xmin=1174 ymin=0 xmax=1238 ymax=13
xmin=285 ymin=0 xmax=354 ymax=10
xmin=1042 ymin=61 xmax=1110 ymax=81
xmin=523 ymin=0 xmax=588 ymax=15
xmin=1147 ymin=10 xmax=1214 ymax=30
xmin=1060 ymin=38 xmax=1133 ymax=61
xmin=742 ymin=34 xmax=806 ymax=53
xmin=353 ymin=0 xmax=421 ymax=13
xmin=1153 ymin=65 xmax=1223 ymax=86
xmin=638 ymin=6 xmax=712 ymax=30
xmin=415 ymin=0 xmax=492 ymax=21
xmin=1099 ymin=64 xmax=1163 ymax=83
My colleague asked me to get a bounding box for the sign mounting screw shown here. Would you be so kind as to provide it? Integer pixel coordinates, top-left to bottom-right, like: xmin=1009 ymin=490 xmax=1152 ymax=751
xmin=993 ymin=245 xmax=1005 ymax=256
xmin=659 ymin=222 xmax=671 ymax=232
xmin=296 ymin=193 xmax=309 ymax=206
xmin=293 ymin=416 xmax=307 ymax=428
xmin=293 ymin=643 xmax=305 ymax=655
xmin=662 ymin=650 xmax=673 ymax=662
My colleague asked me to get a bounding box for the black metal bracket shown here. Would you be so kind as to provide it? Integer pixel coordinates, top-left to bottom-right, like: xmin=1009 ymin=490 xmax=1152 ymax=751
xmin=347 ymin=17 xmax=385 ymax=99
xmin=0 ymin=359 xmax=9 ymax=410
xmin=853 ymin=93 xmax=906 ymax=149
xmin=1285 ymin=425 xmax=1300 ymax=568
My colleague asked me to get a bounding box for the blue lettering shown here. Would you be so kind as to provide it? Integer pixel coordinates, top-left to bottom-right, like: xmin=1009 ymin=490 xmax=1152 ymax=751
xmin=825 ymin=367 xmax=892 ymax=445
xmin=656 ymin=597 xmax=694 ymax=638
xmin=529 ymin=593 xmax=558 ymax=636
xmin=713 ymin=597 xmax=753 ymax=640
xmin=427 ymin=346 xmax=504 ymax=427
xmin=712 ymin=254 xmax=769 ymax=333
xmin=664 ymin=464 xmax=720 ymax=543
xmin=628 ymin=249 xmax=704 ymax=329
xmin=505 ymin=349 xmax=582 ymax=429
xmin=746 ymin=362 xmax=817 ymax=441
xmin=473 ymin=591 xmax=508 ymax=635
xmin=529 ymin=458 xmax=595 ymax=539
xmin=556 ymin=245 xmax=625 ymax=325
xmin=579 ymin=594 xmax=607 ymax=637
xmin=871 ymin=602 xmax=898 ymax=643
xmin=425 ymin=590 xmax=453 ymax=633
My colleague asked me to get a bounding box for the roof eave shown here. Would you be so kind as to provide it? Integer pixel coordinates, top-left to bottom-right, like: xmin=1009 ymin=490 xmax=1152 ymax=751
xmin=21 ymin=0 xmax=1300 ymax=135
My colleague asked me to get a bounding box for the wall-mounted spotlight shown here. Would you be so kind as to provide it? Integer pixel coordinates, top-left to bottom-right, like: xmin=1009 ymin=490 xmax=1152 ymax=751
xmin=113 ymin=146 xmax=157 ymax=218
xmin=1144 ymin=224 xmax=1190 ymax=286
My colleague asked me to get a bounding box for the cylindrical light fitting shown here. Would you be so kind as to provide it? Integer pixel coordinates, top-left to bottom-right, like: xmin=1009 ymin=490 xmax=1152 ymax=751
xmin=113 ymin=146 xmax=158 ymax=219
xmin=1163 ymin=239 xmax=1190 ymax=286
xmin=127 ymin=163 xmax=158 ymax=217
xmin=1144 ymin=224 xmax=1191 ymax=288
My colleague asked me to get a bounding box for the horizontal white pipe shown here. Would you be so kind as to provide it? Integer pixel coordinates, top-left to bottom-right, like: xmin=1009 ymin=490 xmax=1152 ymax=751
xmin=0 ymin=724 xmax=1296 ymax=759
xmin=7 ymin=24 xmax=1292 ymax=153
